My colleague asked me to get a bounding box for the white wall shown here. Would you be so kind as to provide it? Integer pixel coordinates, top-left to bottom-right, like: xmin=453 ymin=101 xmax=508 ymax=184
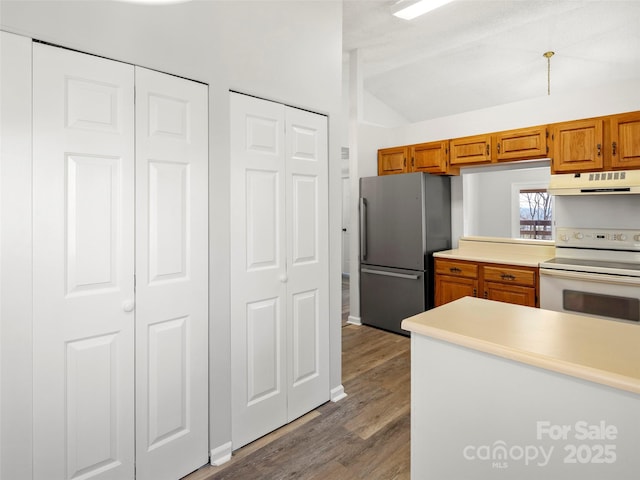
xmin=0 ymin=31 xmax=33 ymax=480
xmin=391 ymin=79 xmax=640 ymax=147
xmin=463 ymin=164 xmax=551 ymax=238
xmin=1 ymin=0 xmax=344 ymax=471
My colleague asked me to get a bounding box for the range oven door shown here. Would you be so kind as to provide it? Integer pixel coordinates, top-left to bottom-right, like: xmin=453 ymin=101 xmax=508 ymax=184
xmin=539 ymin=268 xmax=640 ymax=323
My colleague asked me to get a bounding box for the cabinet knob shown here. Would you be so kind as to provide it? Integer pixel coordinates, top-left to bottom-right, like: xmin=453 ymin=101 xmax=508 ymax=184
xmin=279 ymin=274 xmax=288 ymax=283
xmin=122 ymin=300 xmax=135 ymax=313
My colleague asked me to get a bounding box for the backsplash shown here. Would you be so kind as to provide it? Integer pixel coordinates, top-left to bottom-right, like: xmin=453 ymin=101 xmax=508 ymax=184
xmin=554 ymin=195 xmax=640 ymax=230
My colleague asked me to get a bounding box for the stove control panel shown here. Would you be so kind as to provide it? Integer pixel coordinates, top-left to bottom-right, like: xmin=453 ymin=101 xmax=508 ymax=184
xmin=556 ymin=227 xmax=640 ymax=251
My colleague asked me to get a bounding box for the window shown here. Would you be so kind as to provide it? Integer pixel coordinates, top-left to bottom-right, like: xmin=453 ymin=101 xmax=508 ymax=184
xmin=517 ymin=187 xmax=553 ymax=240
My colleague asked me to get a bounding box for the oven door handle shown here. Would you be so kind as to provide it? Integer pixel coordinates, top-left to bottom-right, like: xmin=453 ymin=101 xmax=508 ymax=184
xmin=539 ymin=268 xmax=640 ymax=287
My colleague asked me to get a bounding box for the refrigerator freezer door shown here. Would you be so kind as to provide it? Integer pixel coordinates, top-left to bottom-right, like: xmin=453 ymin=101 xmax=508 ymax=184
xmin=360 ymin=265 xmax=427 ymax=336
xmin=360 ymin=173 xmax=425 ymax=270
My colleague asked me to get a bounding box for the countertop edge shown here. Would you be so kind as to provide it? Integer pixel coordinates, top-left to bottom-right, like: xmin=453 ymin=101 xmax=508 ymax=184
xmin=405 ymin=321 xmax=640 ymax=395
xmin=433 ymin=251 xmax=549 ymax=267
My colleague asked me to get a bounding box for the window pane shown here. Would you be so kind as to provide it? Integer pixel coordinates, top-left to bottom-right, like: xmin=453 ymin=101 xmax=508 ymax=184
xmin=519 ymin=190 xmax=552 ymax=240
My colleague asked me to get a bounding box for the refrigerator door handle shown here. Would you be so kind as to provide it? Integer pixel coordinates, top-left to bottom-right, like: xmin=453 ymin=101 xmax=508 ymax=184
xmin=359 ymin=197 xmax=367 ymax=261
xmin=361 ymin=268 xmax=420 ymax=280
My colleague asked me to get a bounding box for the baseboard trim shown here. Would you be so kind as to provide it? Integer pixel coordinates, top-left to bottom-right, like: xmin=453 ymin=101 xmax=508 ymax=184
xmin=210 ymin=441 xmax=232 ymax=466
xmin=347 ymin=315 xmax=361 ymax=326
xmin=330 ymin=384 xmax=347 ymax=402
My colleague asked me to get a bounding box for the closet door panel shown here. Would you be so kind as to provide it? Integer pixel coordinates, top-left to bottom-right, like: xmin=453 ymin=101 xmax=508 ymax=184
xmin=135 ymin=67 xmax=209 ymax=480
xmin=285 ymin=107 xmax=329 ymax=422
xmin=33 ymin=43 xmax=135 ymax=480
xmin=230 ymin=93 xmax=329 ymax=448
xmin=230 ymin=93 xmax=287 ymax=449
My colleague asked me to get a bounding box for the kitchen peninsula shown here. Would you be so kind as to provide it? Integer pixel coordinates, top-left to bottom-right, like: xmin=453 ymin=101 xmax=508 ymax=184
xmin=401 ymin=297 xmax=640 ymax=479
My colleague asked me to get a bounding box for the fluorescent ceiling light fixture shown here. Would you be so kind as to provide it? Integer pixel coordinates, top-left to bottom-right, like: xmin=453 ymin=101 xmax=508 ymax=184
xmin=392 ymin=0 xmax=455 ymax=20
xmin=115 ymin=0 xmax=191 ymax=4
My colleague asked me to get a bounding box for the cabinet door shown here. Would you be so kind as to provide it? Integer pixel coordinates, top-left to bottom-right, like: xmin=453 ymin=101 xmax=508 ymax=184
xmin=435 ymin=275 xmax=478 ymax=307
xmin=611 ymin=112 xmax=640 ymax=169
xmin=411 ymin=141 xmax=449 ymax=174
xmin=484 ymin=282 xmax=536 ymax=307
xmin=449 ymin=134 xmax=492 ymax=165
xmin=378 ymin=146 xmax=408 ymax=175
xmin=496 ymin=126 xmax=548 ymax=162
xmin=551 ymin=119 xmax=604 ymax=173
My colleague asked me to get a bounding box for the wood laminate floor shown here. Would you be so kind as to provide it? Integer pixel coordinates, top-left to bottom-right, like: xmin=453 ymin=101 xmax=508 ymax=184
xmin=184 ymin=321 xmax=410 ymax=480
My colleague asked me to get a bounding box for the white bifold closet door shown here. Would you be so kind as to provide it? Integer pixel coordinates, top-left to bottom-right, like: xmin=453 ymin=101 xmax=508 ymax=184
xmin=32 ymin=43 xmax=208 ymax=480
xmin=230 ymin=92 xmax=329 ymax=449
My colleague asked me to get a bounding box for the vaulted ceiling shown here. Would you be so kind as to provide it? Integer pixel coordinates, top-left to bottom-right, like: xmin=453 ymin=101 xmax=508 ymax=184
xmin=343 ymin=0 xmax=640 ymax=123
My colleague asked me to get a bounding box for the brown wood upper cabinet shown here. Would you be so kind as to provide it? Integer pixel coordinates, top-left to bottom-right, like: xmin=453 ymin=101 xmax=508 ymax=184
xmin=550 ymin=118 xmax=604 ymax=173
xmin=377 ymin=110 xmax=640 ymax=176
xmin=495 ymin=126 xmax=548 ymax=162
xmin=449 ymin=134 xmax=492 ymax=166
xmin=410 ymin=140 xmax=449 ymax=174
xmin=611 ymin=111 xmax=640 ymax=169
xmin=378 ymin=146 xmax=408 ymax=175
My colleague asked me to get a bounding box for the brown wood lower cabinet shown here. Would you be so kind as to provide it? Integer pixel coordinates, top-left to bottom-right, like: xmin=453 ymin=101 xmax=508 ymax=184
xmin=435 ymin=258 xmax=538 ymax=308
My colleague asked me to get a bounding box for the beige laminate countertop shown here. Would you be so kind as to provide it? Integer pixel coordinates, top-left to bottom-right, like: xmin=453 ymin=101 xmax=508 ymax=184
xmin=401 ymin=297 xmax=640 ymax=395
xmin=434 ymin=237 xmax=555 ymax=267
xmin=434 ymin=249 xmax=553 ymax=267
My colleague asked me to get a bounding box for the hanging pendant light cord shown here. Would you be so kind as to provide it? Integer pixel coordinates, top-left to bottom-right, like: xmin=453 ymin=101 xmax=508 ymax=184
xmin=543 ymin=51 xmax=554 ymax=96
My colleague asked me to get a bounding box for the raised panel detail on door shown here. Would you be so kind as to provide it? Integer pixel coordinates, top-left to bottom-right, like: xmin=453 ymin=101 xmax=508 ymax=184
xmin=135 ymin=67 xmax=208 ymax=480
xmin=148 ymin=160 xmax=188 ymax=283
xmin=292 ymin=174 xmax=318 ymax=264
xmin=247 ymin=298 xmax=281 ymax=404
xmin=148 ymin=94 xmax=188 ymax=140
xmin=66 ymin=335 xmax=120 ymax=480
xmin=292 ymin=289 xmax=319 ymax=386
xmin=33 ymin=42 xmax=135 ymax=480
xmin=65 ymin=77 xmax=119 ymax=132
xmin=66 ymin=154 xmax=120 ymax=295
xmin=147 ymin=316 xmax=189 ymax=450
xmin=246 ymin=169 xmax=280 ymax=271
xmin=291 ymin=124 xmax=318 ymax=161
xmin=246 ymin=115 xmax=280 ymax=154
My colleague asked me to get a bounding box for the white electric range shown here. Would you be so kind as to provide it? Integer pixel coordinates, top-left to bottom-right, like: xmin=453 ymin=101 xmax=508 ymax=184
xmin=539 ymin=227 xmax=640 ymax=324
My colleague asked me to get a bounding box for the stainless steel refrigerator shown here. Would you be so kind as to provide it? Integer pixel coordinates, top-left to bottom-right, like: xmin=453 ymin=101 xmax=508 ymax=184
xmin=359 ymin=172 xmax=451 ymax=336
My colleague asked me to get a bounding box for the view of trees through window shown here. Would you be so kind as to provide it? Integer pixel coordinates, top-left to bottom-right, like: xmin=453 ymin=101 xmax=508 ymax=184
xmin=519 ymin=188 xmax=552 ymax=240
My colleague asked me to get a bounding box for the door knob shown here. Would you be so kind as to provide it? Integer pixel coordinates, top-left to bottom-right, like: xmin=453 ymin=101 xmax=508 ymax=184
xmin=122 ymin=300 xmax=135 ymax=312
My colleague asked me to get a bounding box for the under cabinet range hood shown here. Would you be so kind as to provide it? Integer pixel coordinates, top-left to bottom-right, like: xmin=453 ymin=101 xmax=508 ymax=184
xmin=549 ymin=170 xmax=640 ymax=195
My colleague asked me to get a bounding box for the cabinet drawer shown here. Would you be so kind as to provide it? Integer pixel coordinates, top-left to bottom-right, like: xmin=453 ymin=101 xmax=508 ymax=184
xmin=435 ymin=259 xmax=478 ymax=278
xmin=483 ymin=266 xmax=535 ymax=286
